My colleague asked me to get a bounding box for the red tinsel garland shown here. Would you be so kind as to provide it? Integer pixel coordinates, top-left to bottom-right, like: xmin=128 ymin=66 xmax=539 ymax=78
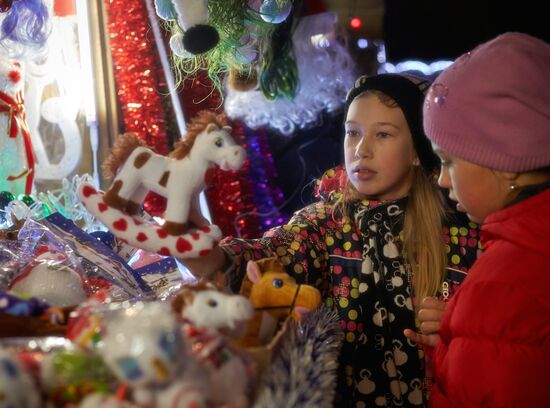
xmin=179 ymin=74 xmax=262 ymax=239
xmin=103 ymin=0 xmax=171 ymax=155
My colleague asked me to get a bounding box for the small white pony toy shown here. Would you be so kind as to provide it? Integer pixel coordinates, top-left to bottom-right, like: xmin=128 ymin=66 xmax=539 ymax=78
xmin=172 ymin=282 xmax=255 ymax=408
xmin=78 ymin=110 xmax=245 ymax=258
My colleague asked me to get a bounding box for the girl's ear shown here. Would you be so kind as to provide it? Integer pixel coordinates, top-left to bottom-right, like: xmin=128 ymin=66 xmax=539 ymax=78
xmin=412 ymin=156 xmax=421 ymax=166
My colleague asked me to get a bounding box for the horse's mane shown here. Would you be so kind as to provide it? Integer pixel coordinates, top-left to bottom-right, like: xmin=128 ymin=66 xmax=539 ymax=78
xmin=171 ymin=280 xmax=219 ymax=315
xmin=170 ymin=111 xmax=229 ymax=160
xmin=102 ymin=132 xmax=146 ymax=180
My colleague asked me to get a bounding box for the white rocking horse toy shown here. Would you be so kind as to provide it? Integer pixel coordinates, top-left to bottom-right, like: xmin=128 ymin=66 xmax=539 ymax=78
xmin=78 ymin=110 xmax=246 ymax=258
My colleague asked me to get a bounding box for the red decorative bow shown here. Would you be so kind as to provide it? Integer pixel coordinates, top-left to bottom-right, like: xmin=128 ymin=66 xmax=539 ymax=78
xmin=0 ymin=90 xmax=35 ymax=194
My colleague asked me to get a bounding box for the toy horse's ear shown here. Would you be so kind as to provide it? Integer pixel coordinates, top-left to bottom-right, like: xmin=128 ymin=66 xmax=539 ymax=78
xmin=246 ymin=261 xmax=262 ymax=284
xmin=205 ymin=123 xmax=218 ymax=133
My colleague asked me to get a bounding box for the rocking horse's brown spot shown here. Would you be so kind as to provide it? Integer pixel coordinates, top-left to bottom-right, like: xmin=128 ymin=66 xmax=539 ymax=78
xmin=163 ymin=221 xmax=189 ymax=236
xmin=126 ymin=201 xmax=141 ymax=215
xmin=103 ymin=180 xmax=128 ymax=211
xmin=159 ymin=171 xmax=170 ymax=187
xmin=134 ymin=152 xmax=151 ymax=169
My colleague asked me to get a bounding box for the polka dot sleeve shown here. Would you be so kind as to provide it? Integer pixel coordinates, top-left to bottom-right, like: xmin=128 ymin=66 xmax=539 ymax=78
xmin=220 ymin=203 xmax=331 ymax=293
xmin=440 ymin=217 xmax=482 ymax=300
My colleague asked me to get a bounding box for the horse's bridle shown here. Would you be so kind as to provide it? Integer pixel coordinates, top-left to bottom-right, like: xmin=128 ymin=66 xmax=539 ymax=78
xmin=254 ymin=282 xmax=302 ymax=317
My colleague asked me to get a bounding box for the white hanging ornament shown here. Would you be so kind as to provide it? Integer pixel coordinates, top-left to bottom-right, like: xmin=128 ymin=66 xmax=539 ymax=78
xmin=259 ymin=0 xmax=292 ymax=24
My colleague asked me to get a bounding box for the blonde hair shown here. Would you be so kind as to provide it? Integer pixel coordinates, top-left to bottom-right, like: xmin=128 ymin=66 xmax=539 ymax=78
xmin=338 ymin=89 xmax=447 ymax=313
xmin=403 ymin=167 xmax=447 ymax=310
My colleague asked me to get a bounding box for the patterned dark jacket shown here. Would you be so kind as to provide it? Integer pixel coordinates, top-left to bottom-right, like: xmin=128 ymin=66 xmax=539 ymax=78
xmin=221 ymin=167 xmax=479 ymax=407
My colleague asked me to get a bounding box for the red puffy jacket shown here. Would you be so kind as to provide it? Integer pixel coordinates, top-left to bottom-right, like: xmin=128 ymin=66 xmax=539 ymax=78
xmin=430 ymin=188 xmax=550 ymax=407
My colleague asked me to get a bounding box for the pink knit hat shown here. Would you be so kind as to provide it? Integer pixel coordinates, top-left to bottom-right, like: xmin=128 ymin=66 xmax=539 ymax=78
xmin=423 ymin=32 xmax=550 ymax=172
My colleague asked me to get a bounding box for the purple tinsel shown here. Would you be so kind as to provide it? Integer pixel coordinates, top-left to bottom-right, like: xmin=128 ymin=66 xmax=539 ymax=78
xmin=242 ymin=125 xmax=288 ymax=233
xmin=1 ymin=0 xmax=50 ymax=49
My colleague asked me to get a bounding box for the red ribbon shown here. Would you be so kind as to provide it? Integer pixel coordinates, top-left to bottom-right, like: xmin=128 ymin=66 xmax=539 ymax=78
xmin=0 ymin=90 xmax=35 ymax=194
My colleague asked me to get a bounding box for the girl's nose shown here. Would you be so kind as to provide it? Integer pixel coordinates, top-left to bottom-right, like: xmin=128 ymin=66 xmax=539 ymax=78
xmin=355 ymin=136 xmax=373 ymax=159
xmin=437 ymin=167 xmax=450 ymax=189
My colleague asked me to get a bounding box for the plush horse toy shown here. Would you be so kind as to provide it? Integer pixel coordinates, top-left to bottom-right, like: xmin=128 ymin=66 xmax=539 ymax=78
xmin=237 ymin=257 xmax=322 ymax=348
xmin=102 ymin=110 xmax=244 ymax=235
xmin=171 ymin=282 xmax=255 ymax=408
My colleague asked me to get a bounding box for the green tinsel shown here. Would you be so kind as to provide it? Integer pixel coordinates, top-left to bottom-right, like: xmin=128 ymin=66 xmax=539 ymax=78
xmin=258 ymin=0 xmax=299 ymax=100
xmin=168 ymin=0 xmax=264 ymax=95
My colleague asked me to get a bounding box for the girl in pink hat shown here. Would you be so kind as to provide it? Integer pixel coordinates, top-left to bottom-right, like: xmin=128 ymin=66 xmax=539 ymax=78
xmin=406 ymin=32 xmax=550 ymax=407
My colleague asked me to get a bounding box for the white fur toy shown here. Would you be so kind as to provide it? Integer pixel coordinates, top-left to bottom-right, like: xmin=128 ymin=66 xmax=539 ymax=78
xmin=8 ymin=248 xmax=88 ymax=307
xmin=154 ymin=0 xmax=219 ymax=57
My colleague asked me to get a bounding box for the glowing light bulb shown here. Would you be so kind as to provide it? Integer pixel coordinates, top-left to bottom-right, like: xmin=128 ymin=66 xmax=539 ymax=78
xmin=350 ymin=17 xmax=362 ymax=29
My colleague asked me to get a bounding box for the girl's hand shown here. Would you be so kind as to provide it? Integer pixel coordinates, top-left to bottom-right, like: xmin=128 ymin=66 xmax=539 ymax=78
xmin=404 ymin=297 xmax=447 ymax=348
xmin=179 ymin=246 xmax=226 ymax=281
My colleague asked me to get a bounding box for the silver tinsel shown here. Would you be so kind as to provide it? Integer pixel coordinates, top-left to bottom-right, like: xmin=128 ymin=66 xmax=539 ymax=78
xmin=253 ymin=306 xmax=344 ymax=408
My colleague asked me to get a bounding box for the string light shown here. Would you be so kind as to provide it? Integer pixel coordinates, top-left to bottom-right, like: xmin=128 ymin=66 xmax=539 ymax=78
xmin=350 ymin=17 xmax=362 ymax=29
xmin=357 ymin=38 xmax=369 ymax=49
xmin=379 ymin=60 xmax=453 ymax=75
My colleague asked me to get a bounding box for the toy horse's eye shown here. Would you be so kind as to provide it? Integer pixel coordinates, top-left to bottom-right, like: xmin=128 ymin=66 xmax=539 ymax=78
xmin=215 ymin=137 xmax=224 ymax=148
xmin=207 ymin=299 xmax=218 ymax=307
xmin=272 ymin=279 xmax=283 ymax=289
